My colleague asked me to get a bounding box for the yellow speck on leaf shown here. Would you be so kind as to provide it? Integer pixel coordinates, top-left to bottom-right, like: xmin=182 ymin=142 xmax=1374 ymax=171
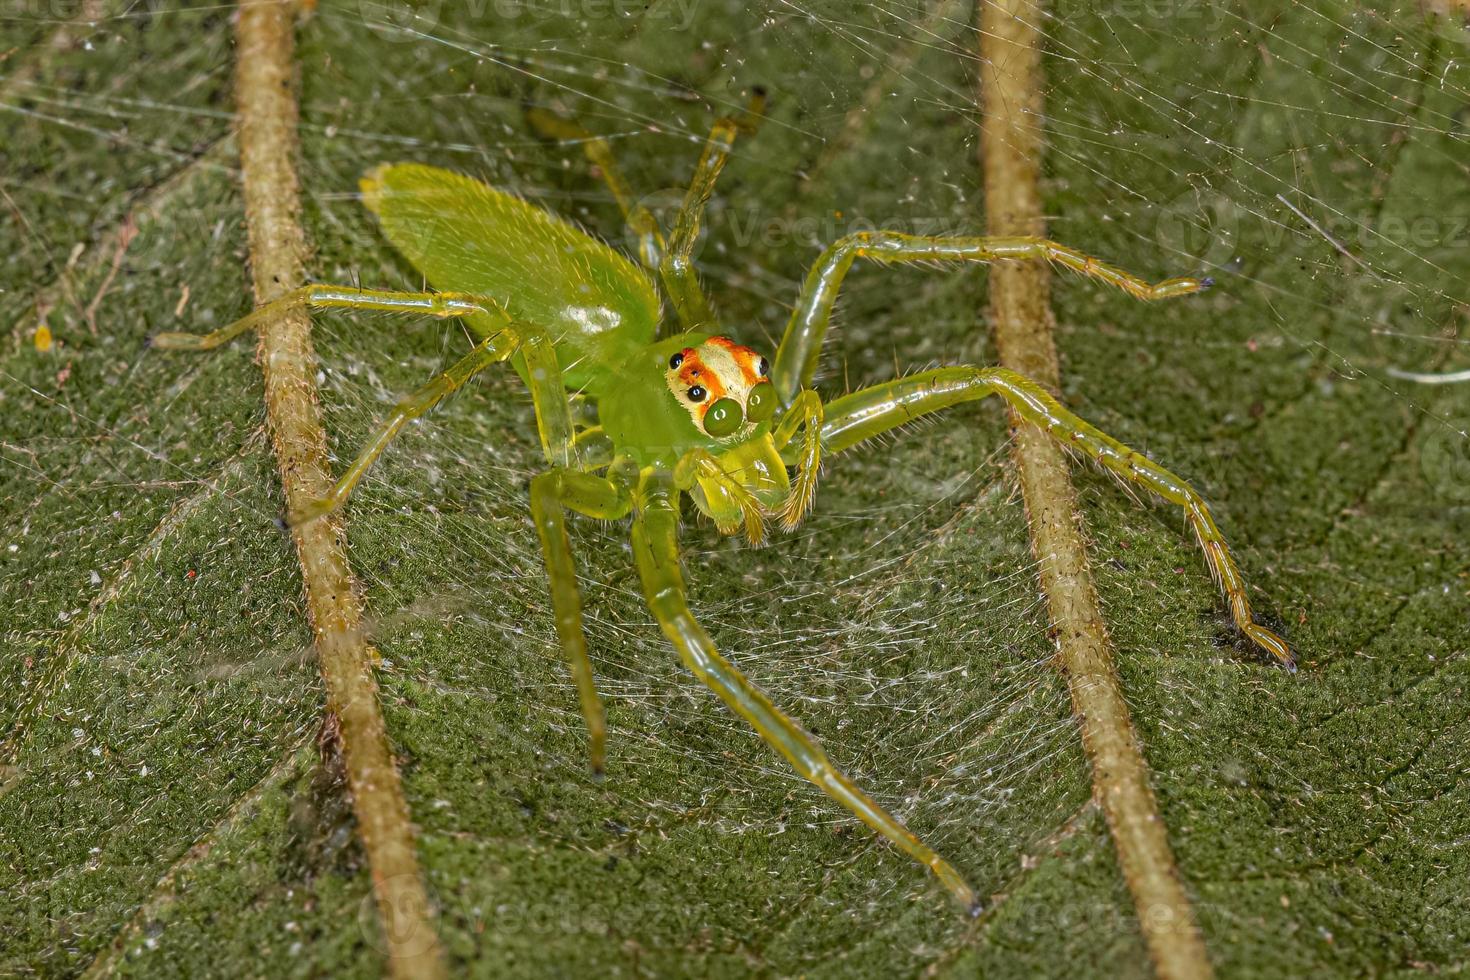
xmin=34 ymin=324 xmax=52 ymax=353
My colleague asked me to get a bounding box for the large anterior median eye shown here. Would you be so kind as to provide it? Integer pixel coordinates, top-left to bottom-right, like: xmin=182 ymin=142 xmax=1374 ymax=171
xmin=703 ymin=397 xmax=743 ymax=436
xmin=745 ymin=382 xmax=776 ymax=422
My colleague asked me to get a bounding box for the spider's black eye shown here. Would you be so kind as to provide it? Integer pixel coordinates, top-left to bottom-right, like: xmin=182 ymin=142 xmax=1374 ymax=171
xmin=757 ymin=356 xmax=770 ymax=377
xmin=687 ymin=385 xmax=707 ymax=402
xmin=668 ymin=352 xmax=684 ymax=369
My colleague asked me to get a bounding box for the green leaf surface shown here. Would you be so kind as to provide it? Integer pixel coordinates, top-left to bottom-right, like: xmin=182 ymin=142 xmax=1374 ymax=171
xmin=2 ymin=2 xmax=1466 ymax=976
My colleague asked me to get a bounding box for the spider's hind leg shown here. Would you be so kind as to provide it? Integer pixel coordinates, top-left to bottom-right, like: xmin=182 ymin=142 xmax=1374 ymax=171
xmin=526 ymin=107 xmax=667 ymax=271
xmin=529 ymin=90 xmax=766 ymax=334
xmin=655 ymin=89 xmax=766 ymax=331
xmin=149 ymin=284 xmax=510 ymax=351
xmin=662 ymin=88 xmax=766 ymax=268
xmin=530 ymin=467 xmax=634 ymax=776
xmin=286 ymin=325 xmax=568 ymax=527
xmin=152 ymin=285 xmax=578 ymax=524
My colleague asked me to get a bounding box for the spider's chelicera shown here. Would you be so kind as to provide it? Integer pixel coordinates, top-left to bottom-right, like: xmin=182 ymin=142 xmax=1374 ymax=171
xmin=152 ymin=92 xmax=1293 ymax=914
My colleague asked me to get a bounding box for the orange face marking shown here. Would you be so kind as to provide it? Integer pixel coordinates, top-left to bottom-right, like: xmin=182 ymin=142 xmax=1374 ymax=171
xmin=665 ymin=337 xmax=772 ymax=434
xmin=707 ymin=336 xmax=764 ymax=386
xmin=676 ymin=350 xmax=725 ymax=412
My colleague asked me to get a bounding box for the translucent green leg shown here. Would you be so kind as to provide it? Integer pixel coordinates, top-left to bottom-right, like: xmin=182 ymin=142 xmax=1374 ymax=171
xmin=152 ymin=283 xmax=578 ymax=511
xmin=772 ymin=232 xmax=1212 ymax=402
xmin=529 ymin=93 xmax=763 ymax=333
xmin=149 ymin=284 xmax=511 ymax=351
xmin=657 ymin=90 xmax=766 ymax=331
xmin=287 ymin=329 xmax=534 ymax=526
xmin=819 ymin=367 xmax=1294 ymax=668
xmin=529 ymin=467 xmax=634 ymax=776
xmin=663 ymin=91 xmax=766 ymax=267
xmin=770 ymin=389 xmax=823 ymax=529
xmin=526 ymin=107 xmax=667 ymax=270
xmin=631 ymin=469 xmax=980 ymax=913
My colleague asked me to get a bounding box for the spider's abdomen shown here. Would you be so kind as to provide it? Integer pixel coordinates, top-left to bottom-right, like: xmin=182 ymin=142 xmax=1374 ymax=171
xmin=361 ymin=163 xmax=658 ymax=395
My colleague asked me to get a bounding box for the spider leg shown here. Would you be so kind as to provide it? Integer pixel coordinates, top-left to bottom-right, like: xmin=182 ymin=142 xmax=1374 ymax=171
xmin=661 ymin=90 xmax=766 ymax=287
xmin=529 ymin=467 xmax=635 ymax=776
xmin=152 ymin=284 xmax=578 ymax=514
xmin=150 ymin=285 xmax=510 ymax=351
xmin=526 ymin=107 xmax=667 ymax=270
xmin=770 ymin=389 xmax=824 ymax=529
xmin=657 ymin=90 xmax=765 ymax=332
xmin=771 ymin=232 xmax=1211 ymax=403
xmin=285 ymin=326 xmax=567 ymax=527
xmin=528 ymin=91 xmax=763 ymax=335
xmin=630 ymin=469 xmax=980 ymax=912
xmin=818 ymin=366 xmax=1294 ymax=668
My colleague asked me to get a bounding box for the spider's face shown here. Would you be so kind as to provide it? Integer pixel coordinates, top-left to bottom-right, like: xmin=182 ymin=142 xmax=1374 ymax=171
xmin=662 ymin=337 xmax=778 ymax=440
xmin=599 ymin=332 xmax=780 ymax=469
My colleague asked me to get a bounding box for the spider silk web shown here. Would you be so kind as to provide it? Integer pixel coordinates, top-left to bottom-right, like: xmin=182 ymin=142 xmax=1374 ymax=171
xmin=1 ymin=1 xmax=1467 ymax=976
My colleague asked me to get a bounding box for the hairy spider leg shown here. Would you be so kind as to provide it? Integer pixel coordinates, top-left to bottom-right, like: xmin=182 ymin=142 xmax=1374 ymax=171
xmin=151 ymin=285 xmax=578 ymax=520
xmin=154 ymin=283 xmax=650 ymax=768
xmin=812 ymin=367 xmax=1294 ymax=668
xmin=659 ymin=89 xmax=766 ymax=328
xmin=530 ymin=91 xmax=766 ymax=335
xmin=529 ymin=467 xmax=635 ymax=776
xmin=149 ymin=285 xmax=507 ymax=351
xmin=769 ymin=389 xmax=823 ymax=529
xmin=771 ymin=232 xmax=1213 ymax=404
xmin=526 ymin=107 xmax=667 ymax=270
xmin=630 ymin=468 xmax=981 ymax=913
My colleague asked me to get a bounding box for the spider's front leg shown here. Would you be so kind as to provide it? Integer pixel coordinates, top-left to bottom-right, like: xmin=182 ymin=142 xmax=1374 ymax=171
xmin=817 ymin=367 xmax=1294 ymax=668
xmin=151 ymin=285 xmax=578 ymax=523
xmin=771 ymin=232 xmax=1212 ymax=404
xmin=630 ymin=469 xmax=981 ymax=912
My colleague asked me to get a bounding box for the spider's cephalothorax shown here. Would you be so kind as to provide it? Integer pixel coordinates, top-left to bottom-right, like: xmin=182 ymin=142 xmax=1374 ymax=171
xmin=662 ymin=336 xmax=775 ymax=437
xmin=153 ymin=92 xmax=1294 ymax=915
xmin=599 ymin=333 xmax=790 ymax=532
